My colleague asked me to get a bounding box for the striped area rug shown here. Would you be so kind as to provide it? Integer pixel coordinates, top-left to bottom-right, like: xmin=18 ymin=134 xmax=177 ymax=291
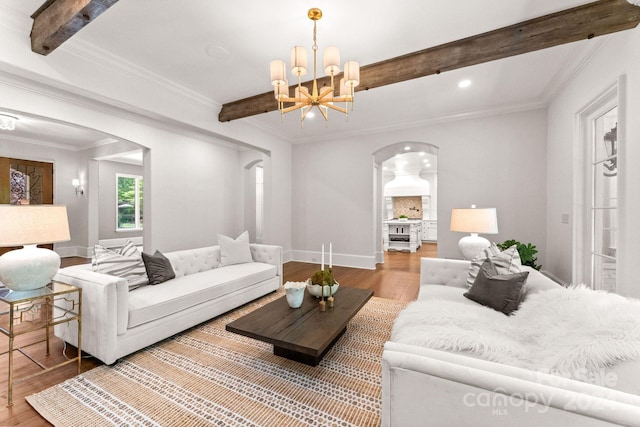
xmin=27 ymin=289 xmax=408 ymax=426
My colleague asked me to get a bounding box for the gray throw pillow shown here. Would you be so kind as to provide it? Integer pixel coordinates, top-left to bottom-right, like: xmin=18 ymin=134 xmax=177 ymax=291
xmin=142 ymin=250 xmax=176 ymax=285
xmin=466 ymin=244 xmax=522 ymax=288
xmin=464 ymin=258 xmax=529 ymax=315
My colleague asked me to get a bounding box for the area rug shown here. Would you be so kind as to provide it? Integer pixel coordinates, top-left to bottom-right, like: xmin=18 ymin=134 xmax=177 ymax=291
xmin=27 ymin=289 xmax=407 ymax=427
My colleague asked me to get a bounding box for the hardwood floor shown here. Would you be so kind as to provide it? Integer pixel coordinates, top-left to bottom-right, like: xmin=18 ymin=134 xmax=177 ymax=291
xmin=0 ymin=243 xmax=435 ymax=426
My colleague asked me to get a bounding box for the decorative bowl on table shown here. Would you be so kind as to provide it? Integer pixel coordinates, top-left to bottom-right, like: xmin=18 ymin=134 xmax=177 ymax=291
xmin=306 ymin=279 xmax=339 ymax=298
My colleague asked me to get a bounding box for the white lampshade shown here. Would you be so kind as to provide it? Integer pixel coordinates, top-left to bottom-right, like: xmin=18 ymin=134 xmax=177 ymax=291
xmin=270 ymin=60 xmax=287 ymax=87
xmin=323 ymin=46 xmax=340 ymax=76
xmin=344 ymin=61 xmax=360 ymax=87
xmin=290 ymin=46 xmax=308 ymax=76
xmin=0 ymin=205 xmax=71 ymax=291
xmin=339 ymin=78 xmax=352 ymax=98
xmin=450 ymin=207 xmax=498 ymax=260
xmin=450 ymin=208 xmax=498 ymax=234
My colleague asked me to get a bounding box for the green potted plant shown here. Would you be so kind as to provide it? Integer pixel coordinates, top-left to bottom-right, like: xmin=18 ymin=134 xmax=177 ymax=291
xmin=496 ymin=239 xmax=541 ymax=270
xmin=308 ymin=269 xmax=339 ymax=297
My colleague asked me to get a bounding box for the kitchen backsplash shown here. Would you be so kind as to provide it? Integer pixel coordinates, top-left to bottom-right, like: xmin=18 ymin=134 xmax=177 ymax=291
xmin=393 ymin=196 xmax=422 ymax=219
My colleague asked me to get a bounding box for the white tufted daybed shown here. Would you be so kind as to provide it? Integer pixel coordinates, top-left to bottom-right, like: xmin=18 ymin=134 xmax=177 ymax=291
xmin=53 ymin=243 xmax=282 ymax=365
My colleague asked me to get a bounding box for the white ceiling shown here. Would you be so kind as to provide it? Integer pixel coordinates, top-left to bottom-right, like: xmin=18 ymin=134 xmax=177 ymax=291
xmin=1 ymin=0 xmax=608 ymax=152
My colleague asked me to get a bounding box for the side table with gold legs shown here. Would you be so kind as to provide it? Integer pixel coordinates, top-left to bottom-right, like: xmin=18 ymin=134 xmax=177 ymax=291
xmin=0 ymin=281 xmax=82 ymax=406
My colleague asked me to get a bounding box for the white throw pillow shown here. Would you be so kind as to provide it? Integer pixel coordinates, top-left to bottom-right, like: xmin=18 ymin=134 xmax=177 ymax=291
xmin=218 ymin=230 xmax=253 ymax=267
xmin=466 ymin=244 xmax=522 ymax=287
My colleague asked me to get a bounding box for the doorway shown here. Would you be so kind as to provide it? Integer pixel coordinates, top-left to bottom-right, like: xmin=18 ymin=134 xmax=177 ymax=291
xmin=373 ymin=142 xmax=439 ymax=265
xmin=0 ymin=157 xmax=54 ymax=254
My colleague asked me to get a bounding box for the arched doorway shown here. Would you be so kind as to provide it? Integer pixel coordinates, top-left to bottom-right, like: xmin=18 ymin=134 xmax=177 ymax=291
xmin=373 ymin=142 xmax=438 ymax=264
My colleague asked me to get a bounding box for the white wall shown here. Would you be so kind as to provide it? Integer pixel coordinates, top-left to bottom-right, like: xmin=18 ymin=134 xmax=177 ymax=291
xmin=0 ymin=77 xmax=292 ymax=257
xmin=0 ymin=8 xmax=293 ymax=257
xmin=547 ymin=27 xmax=640 ymax=297
xmin=292 ymin=108 xmax=548 ymax=269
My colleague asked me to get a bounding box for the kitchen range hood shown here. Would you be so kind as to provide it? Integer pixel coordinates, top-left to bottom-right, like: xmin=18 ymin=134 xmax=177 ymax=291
xmin=384 ymin=169 xmax=430 ymax=197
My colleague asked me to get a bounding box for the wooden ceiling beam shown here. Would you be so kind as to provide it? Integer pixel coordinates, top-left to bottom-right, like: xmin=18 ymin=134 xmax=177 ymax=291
xmin=30 ymin=0 xmax=119 ymax=55
xmin=219 ymin=0 xmax=640 ymax=122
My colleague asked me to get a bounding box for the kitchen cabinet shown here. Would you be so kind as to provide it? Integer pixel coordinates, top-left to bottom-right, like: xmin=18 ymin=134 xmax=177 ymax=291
xmin=384 ymin=220 xmax=422 ymax=252
xmin=422 ymin=220 xmax=437 ymax=241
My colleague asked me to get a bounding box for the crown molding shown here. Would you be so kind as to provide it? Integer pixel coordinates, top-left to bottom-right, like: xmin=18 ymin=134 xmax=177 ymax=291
xmin=276 ymin=100 xmax=548 ymax=145
xmin=0 ymin=133 xmax=80 ymax=151
xmin=0 ymin=66 xmax=269 ymax=155
xmin=540 ymin=37 xmax=607 ymax=103
xmin=0 ymin=4 xmax=219 ymax=111
xmin=63 ymin=37 xmax=219 ymax=110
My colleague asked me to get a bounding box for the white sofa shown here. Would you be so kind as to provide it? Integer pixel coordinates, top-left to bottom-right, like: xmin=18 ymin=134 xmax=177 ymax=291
xmin=54 ymin=243 xmax=282 ymax=365
xmin=382 ymin=258 xmax=640 ymax=427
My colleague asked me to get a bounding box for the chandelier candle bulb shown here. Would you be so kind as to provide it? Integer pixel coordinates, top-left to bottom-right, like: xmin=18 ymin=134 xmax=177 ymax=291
xmin=344 ymin=61 xmax=360 ymax=87
xmin=323 ymin=46 xmax=340 ymax=75
xmin=290 ymin=46 xmax=308 ymax=76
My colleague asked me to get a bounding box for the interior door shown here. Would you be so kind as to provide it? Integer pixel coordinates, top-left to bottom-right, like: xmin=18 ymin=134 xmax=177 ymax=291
xmin=0 ymin=157 xmax=54 ymax=254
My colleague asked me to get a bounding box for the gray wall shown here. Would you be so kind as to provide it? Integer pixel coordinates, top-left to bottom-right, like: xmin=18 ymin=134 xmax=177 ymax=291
xmin=291 ymin=108 xmax=548 ymax=269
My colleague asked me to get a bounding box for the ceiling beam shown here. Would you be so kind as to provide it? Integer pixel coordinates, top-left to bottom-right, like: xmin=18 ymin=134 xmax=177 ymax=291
xmin=30 ymin=0 xmax=119 ymax=55
xmin=219 ymin=0 xmax=640 ymax=122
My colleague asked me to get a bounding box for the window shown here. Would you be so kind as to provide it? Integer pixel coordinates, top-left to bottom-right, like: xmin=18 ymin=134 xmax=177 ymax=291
xmin=591 ymin=107 xmax=617 ymax=291
xmin=117 ymin=174 xmax=143 ymax=230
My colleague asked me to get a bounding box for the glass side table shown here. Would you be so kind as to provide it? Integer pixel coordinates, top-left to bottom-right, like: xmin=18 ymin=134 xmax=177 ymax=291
xmin=0 ymin=281 xmax=82 ymax=406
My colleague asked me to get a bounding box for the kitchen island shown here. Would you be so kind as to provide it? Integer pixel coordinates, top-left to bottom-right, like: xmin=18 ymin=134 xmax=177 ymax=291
xmin=383 ymin=219 xmax=422 ymax=252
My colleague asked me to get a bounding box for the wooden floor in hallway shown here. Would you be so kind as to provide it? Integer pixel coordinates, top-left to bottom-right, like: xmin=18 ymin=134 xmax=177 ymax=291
xmin=284 ymin=242 xmax=436 ymax=303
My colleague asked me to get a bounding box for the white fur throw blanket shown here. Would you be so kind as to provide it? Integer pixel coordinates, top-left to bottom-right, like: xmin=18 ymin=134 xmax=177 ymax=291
xmin=391 ymin=285 xmax=640 ymax=382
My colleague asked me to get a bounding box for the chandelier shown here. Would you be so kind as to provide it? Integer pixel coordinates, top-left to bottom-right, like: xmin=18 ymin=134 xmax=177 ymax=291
xmin=269 ymin=8 xmax=360 ymax=125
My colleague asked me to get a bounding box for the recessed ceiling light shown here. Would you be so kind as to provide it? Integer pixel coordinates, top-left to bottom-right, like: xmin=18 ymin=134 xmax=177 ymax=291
xmin=423 ymin=159 xmax=429 ymax=163
xmin=458 ymin=79 xmax=472 ymax=88
xmin=307 ymin=110 xmax=315 ymax=118
xmin=404 ymin=146 xmax=411 ymax=151
xmin=418 ymin=152 xmax=426 ymax=156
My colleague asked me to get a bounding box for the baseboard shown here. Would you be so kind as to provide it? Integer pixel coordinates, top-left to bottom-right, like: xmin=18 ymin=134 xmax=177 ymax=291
xmin=56 ymin=246 xmax=91 ymax=259
xmin=289 ymin=250 xmax=376 ymax=270
xmin=540 ymin=269 xmax=569 ymax=287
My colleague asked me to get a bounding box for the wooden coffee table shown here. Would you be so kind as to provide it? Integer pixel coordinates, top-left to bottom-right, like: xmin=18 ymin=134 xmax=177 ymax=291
xmin=226 ymin=287 xmax=373 ymax=366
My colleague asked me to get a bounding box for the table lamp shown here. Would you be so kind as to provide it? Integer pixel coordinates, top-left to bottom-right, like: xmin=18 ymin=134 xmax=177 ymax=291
xmin=0 ymin=205 xmax=70 ymax=291
xmin=450 ymin=206 xmax=498 ymax=260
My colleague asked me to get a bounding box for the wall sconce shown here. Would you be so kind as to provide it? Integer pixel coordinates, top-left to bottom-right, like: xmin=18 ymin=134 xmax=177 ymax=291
xmin=72 ymin=178 xmax=84 ymax=195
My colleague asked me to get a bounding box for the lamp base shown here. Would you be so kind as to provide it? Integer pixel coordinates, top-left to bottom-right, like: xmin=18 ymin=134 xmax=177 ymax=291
xmin=0 ymin=245 xmax=61 ymax=291
xmin=458 ymin=233 xmax=491 ymax=260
